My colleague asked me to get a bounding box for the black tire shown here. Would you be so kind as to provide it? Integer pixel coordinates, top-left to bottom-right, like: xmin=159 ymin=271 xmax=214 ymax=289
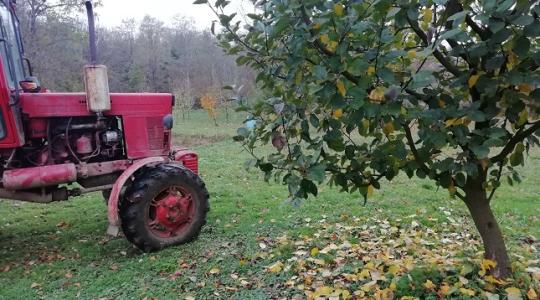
xmin=119 ymin=164 xmax=209 ymax=252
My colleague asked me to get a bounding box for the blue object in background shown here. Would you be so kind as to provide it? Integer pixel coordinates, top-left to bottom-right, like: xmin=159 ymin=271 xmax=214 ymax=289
xmin=245 ymin=119 xmax=257 ymax=130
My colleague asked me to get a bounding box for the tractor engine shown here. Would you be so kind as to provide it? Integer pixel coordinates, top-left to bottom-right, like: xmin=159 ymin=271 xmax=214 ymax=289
xmin=0 ymin=116 xmax=125 ymax=194
xmin=26 ymin=117 xmax=125 ymax=166
xmin=18 ymin=117 xmax=124 ymax=168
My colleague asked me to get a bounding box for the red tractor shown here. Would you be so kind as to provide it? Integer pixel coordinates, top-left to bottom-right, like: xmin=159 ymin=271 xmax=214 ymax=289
xmin=0 ymin=0 xmax=209 ymax=251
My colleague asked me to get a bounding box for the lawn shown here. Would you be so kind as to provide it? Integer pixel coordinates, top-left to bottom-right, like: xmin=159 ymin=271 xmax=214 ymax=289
xmin=0 ymin=110 xmax=538 ymax=299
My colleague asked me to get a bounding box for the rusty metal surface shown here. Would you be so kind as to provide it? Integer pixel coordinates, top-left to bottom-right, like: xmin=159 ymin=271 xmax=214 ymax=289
xmin=2 ymin=164 xmax=77 ymax=190
xmin=107 ymin=156 xmax=168 ymax=230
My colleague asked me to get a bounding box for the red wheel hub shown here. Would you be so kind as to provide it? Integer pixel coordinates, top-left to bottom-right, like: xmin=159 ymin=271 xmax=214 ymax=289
xmin=147 ymin=187 xmax=194 ymax=238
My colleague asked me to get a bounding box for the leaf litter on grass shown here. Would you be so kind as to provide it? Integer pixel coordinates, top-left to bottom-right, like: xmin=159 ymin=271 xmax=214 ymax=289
xmin=258 ymin=208 xmax=539 ymax=299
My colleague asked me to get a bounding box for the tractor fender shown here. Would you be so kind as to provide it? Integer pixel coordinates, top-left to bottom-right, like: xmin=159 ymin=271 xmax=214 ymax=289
xmin=107 ymin=156 xmax=168 ymax=236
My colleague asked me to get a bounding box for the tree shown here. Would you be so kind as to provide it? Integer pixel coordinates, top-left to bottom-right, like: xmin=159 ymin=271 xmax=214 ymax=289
xmin=200 ymin=0 xmax=540 ymax=278
xmin=201 ymin=93 xmax=219 ymax=126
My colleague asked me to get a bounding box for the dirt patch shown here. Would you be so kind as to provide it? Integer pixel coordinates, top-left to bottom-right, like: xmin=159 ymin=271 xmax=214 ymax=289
xmin=173 ymin=134 xmax=230 ymax=147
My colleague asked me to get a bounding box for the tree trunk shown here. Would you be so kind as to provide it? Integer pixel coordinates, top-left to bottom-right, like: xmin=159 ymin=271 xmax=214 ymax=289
xmin=464 ymin=179 xmax=512 ymax=278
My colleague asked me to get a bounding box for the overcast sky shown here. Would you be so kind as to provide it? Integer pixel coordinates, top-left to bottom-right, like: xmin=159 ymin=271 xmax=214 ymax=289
xmin=96 ymin=0 xmax=253 ymax=30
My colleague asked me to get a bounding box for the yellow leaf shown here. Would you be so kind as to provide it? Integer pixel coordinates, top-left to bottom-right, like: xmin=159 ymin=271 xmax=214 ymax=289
xmin=407 ymin=50 xmax=417 ymax=59
xmin=362 ymin=118 xmax=370 ymax=130
xmin=327 ymin=41 xmax=338 ymax=52
xmin=314 ymin=286 xmax=334 ymax=297
xmin=369 ymin=87 xmax=385 ymax=102
xmin=383 ymin=122 xmax=394 ymax=136
xmin=361 ymin=281 xmax=376 ymax=292
xmin=334 ymin=4 xmax=344 ymax=16
xmin=341 ymin=289 xmax=351 ymax=299
xmin=468 ymin=74 xmax=480 ymax=88
xmin=358 ymin=269 xmax=370 ymax=280
xmin=388 ymin=265 xmax=400 ymax=275
xmin=320 ymin=34 xmax=330 ymax=44
xmin=519 ymin=84 xmax=533 ymax=94
xmin=518 ymin=109 xmax=528 ymax=126
xmin=438 ymin=99 xmax=446 ymax=108
xmin=336 ymin=80 xmax=346 ymax=97
xmin=481 ymin=259 xmax=497 ymax=275
xmin=367 ymin=66 xmax=376 ymax=76
xmin=445 ymin=118 xmax=460 ymax=127
xmin=310 ymin=247 xmax=319 ymax=256
xmin=424 ymin=279 xmax=436 ymax=290
xmin=507 ymin=51 xmax=518 ymax=70
xmin=448 ymin=181 xmax=457 ymax=196
xmin=367 ymin=185 xmax=375 ymax=197
xmin=332 ymin=109 xmax=343 ymax=119
xmin=439 ymin=283 xmax=451 ymax=296
xmin=209 ymin=267 xmax=220 ymax=274
xmin=505 ymin=287 xmax=523 ymax=300
xmin=267 ymin=261 xmax=283 ymax=273
xmin=445 ymin=117 xmax=470 ymax=127
xmin=460 ymin=288 xmax=476 ymax=296
xmin=312 ymin=23 xmax=321 ymax=30
xmin=389 ymin=282 xmax=397 ymax=291
xmin=527 ymin=287 xmax=538 ymax=300
xmin=423 ymin=7 xmax=433 ymax=24
xmin=485 ymin=275 xmax=505 ymax=285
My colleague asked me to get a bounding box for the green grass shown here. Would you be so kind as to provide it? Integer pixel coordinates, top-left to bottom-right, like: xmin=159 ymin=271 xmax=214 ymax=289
xmin=0 ymin=110 xmax=538 ymax=299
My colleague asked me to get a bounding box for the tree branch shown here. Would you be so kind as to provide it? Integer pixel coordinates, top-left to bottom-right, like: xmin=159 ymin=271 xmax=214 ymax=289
xmin=406 ymin=16 xmax=461 ymax=77
xmin=490 ymin=121 xmax=540 ymax=163
xmin=466 ymin=15 xmax=491 ymax=41
xmin=403 ymin=123 xmax=431 ymax=175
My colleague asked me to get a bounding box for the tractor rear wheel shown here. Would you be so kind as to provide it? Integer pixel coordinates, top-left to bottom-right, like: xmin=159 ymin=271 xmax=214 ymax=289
xmin=119 ymin=164 xmax=209 ymax=252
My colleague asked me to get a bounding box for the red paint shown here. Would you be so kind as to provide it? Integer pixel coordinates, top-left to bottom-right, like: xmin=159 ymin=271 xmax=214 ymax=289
xmin=0 ymin=57 xmax=25 ymax=148
xmin=172 ymin=148 xmax=199 ymax=174
xmin=107 ymin=157 xmax=167 ymax=227
xmin=76 ymin=160 xmax=131 ymax=178
xmin=1 ymin=92 xmax=174 ymax=159
xmin=3 ymin=164 xmax=77 ymax=190
xmin=27 ymin=119 xmax=48 ymax=138
xmin=149 ymin=186 xmax=194 ymax=238
xmin=75 ymin=134 xmax=93 ymax=154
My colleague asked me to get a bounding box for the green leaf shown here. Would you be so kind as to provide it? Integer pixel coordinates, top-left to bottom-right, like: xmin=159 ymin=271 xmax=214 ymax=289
xmin=471 ymin=145 xmax=490 ymax=159
xmin=300 ymin=179 xmax=318 ymax=197
xmin=513 ymin=36 xmax=531 ymax=57
xmin=307 ymin=164 xmax=327 ymax=183
xmin=512 ymin=15 xmax=534 ymax=26
xmin=193 ymin=0 xmax=208 ymax=4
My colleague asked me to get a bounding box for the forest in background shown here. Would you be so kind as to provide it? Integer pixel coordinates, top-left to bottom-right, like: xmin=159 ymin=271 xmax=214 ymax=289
xmin=14 ymin=0 xmax=254 ymax=111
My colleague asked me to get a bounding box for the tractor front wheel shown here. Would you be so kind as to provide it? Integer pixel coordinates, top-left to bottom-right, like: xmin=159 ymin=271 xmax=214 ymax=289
xmin=119 ymin=164 xmax=209 ymax=252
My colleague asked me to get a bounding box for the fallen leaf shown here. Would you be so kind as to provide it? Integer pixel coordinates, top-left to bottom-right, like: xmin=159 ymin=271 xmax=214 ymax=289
xmin=527 ymin=288 xmax=537 ymax=300
xmin=31 ymin=282 xmax=41 ymax=289
xmin=209 ymin=267 xmax=220 ymax=275
xmin=460 ymin=287 xmax=476 ymax=296
xmin=424 ymin=279 xmax=436 ymax=290
xmin=506 ymin=287 xmax=523 ymax=300
xmin=267 ymin=261 xmax=283 ymax=273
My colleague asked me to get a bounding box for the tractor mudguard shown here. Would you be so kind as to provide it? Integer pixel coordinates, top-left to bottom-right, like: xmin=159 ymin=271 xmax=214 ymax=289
xmin=107 ymin=156 xmax=167 ymax=236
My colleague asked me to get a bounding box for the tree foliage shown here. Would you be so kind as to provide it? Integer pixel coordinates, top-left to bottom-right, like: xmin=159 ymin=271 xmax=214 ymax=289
xmin=202 ymin=0 xmax=540 ymax=278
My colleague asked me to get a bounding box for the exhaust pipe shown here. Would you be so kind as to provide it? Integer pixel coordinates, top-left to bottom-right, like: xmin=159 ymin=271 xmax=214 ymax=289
xmin=83 ymin=0 xmax=111 ymax=114
xmin=85 ymin=0 xmax=98 ymax=64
